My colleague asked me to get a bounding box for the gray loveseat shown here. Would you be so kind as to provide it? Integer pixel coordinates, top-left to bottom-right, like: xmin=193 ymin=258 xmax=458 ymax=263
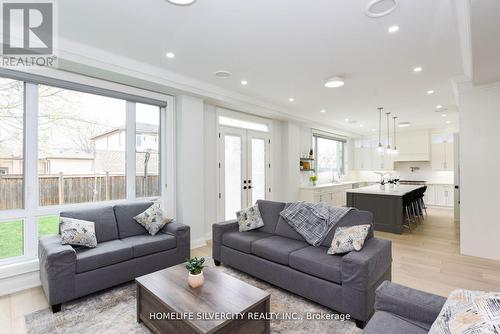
xmin=39 ymin=201 xmax=190 ymax=312
xmin=213 ymin=200 xmax=392 ymax=328
xmin=363 ymin=281 xmax=446 ymax=333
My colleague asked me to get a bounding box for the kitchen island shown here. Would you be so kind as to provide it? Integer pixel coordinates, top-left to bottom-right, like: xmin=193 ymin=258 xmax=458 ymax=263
xmin=346 ymin=184 xmax=425 ymax=234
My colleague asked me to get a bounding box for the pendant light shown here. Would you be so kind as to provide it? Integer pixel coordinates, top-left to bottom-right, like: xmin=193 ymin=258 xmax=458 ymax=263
xmin=386 ymin=112 xmax=391 ymax=153
xmin=377 ymin=107 xmax=383 ymax=153
xmin=393 ymin=116 xmax=398 ymax=155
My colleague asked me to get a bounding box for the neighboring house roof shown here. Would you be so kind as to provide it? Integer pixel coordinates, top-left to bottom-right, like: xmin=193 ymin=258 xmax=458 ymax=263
xmin=39 ymin=149 xmax=94 ymax=160
xmin=90 ymin=123 xmax=158 ymax=140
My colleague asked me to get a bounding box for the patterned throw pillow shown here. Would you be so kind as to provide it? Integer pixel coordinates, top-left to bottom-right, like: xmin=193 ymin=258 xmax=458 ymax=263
xmin=133 ymin=203 xmax=173 ymax=235
xmin=60 ymin=217 xmax=98 ymax=248
xmin=236 ymin=204 xmax=264 ymax=232
xmin=327 ymin=224 xmax=370 ymax=255
xmin=429 ymin=289 xmax=500 ymax=333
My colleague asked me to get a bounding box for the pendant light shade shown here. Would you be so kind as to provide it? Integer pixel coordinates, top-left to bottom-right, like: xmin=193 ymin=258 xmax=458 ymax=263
xmin=393 ymin=116 xmax=398 ymax=155
xmin=377 ymin=107 xmax=383 ymax=153
xmin=386 ymin=112 xmax=391 ymax=153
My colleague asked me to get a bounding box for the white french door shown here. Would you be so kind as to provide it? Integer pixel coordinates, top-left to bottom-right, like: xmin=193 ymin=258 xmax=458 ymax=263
xmin=219 ymin=127 xmax=271 ymax=221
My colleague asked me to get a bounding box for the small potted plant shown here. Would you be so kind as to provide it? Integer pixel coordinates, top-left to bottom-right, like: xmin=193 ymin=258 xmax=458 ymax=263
xmin=309 ymin=175 xmax=318 ymax=186
xmin=186 ymin=257 xmax=205 ymax=288
xmin=379 ymin=180 xmax=386 ymax=191
xmin=387 ymin=179 xmax=395 ymax=190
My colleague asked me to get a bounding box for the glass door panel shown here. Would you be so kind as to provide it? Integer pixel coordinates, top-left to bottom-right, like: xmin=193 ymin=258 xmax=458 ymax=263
xmin=223 ymin=132 xmax=245 ymax=220
xmin=250 ymin=138 xmax=266 ymax=204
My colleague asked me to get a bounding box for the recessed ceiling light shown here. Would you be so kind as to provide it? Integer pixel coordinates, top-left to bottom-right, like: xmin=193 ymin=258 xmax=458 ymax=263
xmin=325 ymin=76 xmax=345 ymax=88
xmin=398 ymin=122 xmax=411 ymax=127
xmin=446 ymin=120 xmax=451 ymax=124
xmin=166 ymin=0 xmax=196 ymax=5
xmin=320 ymin=109 xmax=326 ymax=113
xmin=441 ymin=113 xmax=447 ymax=117
xmin=413 ymin=66 xmax=423 ymax=73
xmin=344 ymin=118 xmax=349 ymax=122
xmin=427 ymin=90 xmax=434 ymax=95
xmin=436 ymin=105 xmax=443 ymax=109
xmin=215 ymin=70 xmax=231 ymax=78
xmin=388 ymin=25 xmax=399 ymax=33
xmin=365 ymin=0 xmax=398 ymax=18
xmin=166 ymin=52 xmax=175 ymax=59
xmin=289 ymin=98 xmax=295 ymax=102
xmin=359 ymin=124 xmax=364 ymax=128
xmin=371 ymin=129 xmax=376 ymax=132
xmin=241 ymin=80 xmax=248 ymax=86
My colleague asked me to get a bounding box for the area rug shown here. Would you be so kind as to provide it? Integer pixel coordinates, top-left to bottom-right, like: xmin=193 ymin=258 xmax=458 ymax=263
xmin=25 ymin=260 xmax=361 ymax=334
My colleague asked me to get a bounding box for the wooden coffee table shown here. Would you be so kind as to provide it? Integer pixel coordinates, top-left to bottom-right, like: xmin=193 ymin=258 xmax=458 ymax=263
xmin=136 ymin=264 xmax=271 ymax=334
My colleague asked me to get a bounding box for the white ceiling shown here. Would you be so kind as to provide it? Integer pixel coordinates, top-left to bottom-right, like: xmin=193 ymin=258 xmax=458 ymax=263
xmin=57 ymin=0 xmax=464 ymax=133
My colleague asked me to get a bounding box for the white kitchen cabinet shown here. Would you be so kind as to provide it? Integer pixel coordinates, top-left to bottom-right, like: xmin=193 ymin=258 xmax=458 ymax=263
xmin=431 ymin=133 xmax=454 ymax=170
xmin=394 ymin=130 xmax=430 ymax=162
xmin=424 ymin=184 xmax=453 ymax=207
xmin=371 ymin=149 xmax=394 ymax=171
xmin=299 ymin=183 xmax=353 ymax=207
xmin=354 ymin=139 xmax=373 ymax=170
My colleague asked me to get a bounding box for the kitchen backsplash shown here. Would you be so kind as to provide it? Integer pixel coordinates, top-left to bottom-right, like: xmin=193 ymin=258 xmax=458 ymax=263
xmin=354 ymin=161 xmax=454 ymax=184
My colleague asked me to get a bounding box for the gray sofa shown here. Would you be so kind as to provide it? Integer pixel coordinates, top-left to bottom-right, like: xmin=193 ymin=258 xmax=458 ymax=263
xmin=213 ymin=200 xmax=392 ymax=328
xmin=363 ymin=281 xmax=446 ymax=333
xmin=39 ymin=201 xmax=190 ymax=312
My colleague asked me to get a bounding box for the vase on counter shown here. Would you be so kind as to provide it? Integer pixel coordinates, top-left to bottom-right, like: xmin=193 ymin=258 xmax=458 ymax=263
xmin=379 ymin=184 xmax=386 ymax=191
xmin=312 ymin=181 xmax=317 ymax=186
xmin=388 ymin=183 xmax=394 ymax=190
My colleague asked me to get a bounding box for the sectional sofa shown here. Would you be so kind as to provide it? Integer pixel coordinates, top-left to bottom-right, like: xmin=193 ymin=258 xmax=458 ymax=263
xmin=213 ymin=200 xmax=392 ymax=328
xmin=39 ymin=201 xmax=190 ymax=312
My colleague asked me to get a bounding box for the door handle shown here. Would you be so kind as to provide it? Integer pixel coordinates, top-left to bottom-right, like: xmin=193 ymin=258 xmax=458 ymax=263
xmin=243 ymin=186 xmax=247 ymax=190
xmin=243 ymin=180 xmax=247 ymax=184
xmin=248 ymin=186 xmax=252 ymax=189
xmin=248 ymin=180 xmax=252 ymax=183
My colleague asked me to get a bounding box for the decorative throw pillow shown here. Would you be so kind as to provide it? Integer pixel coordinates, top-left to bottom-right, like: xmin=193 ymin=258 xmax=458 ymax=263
xmin=429 ymin=289 xmax=500 ymax=333
xmin=133 ymin=202 xmax=173 ymax=235
xmin=60 ymin=217 xmax=98 ymax=248
xmin=236 ymin=204 xmax=264 ymax=232
xmin=327 ymin=224 xmax=370 ymax=255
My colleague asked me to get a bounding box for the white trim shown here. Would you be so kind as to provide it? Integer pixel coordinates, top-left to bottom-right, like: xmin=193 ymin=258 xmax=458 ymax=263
xmin=453 ymin=0 xmax=473 ymax=79
xmin=191 ymin=237 xmax=207 ymax=250
xmin=164 ymin=96 xmax=176 ymax=217
xmin=0 ymin=270 xmax=41 ymax=297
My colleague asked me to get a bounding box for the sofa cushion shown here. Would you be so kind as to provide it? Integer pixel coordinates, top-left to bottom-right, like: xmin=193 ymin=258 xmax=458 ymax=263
xmin=121 ymin=234 xmax=176 ymax=258
xmin=256 ymin=200 xmax=285 ymax=234
xmin=251 ymin=235 xmax=308 ymax=265
xmin=61 ymin=206 xmax=118 ymax=243
xmin=274 ymin=203 xmax=304 ymax=241
xmin=289 ymin=246 xmax=343 ymax=284
xmin=222 ymin=230 xmax=272 ymax=254
xmin=113 ymin=201 xmax=154 ymax=238
xmin=364 ymin=311 xmax=428 ymax=334
xmin=75 ymin=239 xmax=133 ymax=273
xmin=320 ymin=210 xmax=374 ymax=247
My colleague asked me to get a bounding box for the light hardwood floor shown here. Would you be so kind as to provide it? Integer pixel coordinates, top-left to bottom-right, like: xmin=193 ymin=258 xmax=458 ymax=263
xmin=2 ymin=207 xmax=500 ymax=333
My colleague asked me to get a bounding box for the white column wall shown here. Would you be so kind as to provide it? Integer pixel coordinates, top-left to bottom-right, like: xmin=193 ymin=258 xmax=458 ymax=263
xmin=458 ymin=81 xmax=500 ymax=261
xmin=175 ymin=95 xmax=206 ymax=248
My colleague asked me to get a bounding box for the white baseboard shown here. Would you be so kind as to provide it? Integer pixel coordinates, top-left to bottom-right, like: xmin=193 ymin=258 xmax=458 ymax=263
xmin=0 ymin=270 xmax=41 ymax=296
xmin=191 ymin=237 xmax=207 ymax=249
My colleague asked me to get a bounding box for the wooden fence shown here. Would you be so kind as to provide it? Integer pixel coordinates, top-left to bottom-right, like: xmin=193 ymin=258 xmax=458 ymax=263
xmin=0 ymin=173 xmax=160 ymax=210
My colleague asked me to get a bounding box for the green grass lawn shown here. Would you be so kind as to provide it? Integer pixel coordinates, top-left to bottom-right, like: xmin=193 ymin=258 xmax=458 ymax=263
xmin=0 ymin=215 xmax=59 ymax=260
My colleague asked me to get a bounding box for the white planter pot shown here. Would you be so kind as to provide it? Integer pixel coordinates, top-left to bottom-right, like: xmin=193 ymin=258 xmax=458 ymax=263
xmin=188 ymin=272 xmax=204 ymax=288
xmin=379 ymin=184 xmax=386 ymax=191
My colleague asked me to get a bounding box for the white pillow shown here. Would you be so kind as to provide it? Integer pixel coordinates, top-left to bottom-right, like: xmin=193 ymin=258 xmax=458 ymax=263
xmin=327 ymin=224 xmax=370 ymax=255
xmin=60 ymin=217 xmax=98 ymax=248
xmin=236 ymin=204 xmax=264 ymax=232
xmin=133 ymin=203 xmax=173 ymax=235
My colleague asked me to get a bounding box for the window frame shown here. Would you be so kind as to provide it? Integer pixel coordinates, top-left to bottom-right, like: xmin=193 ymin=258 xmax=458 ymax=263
xmin=313 ymin=131 xmax=346 ymax=181
xmin=0 ymin=69 xmax=173 ymax=266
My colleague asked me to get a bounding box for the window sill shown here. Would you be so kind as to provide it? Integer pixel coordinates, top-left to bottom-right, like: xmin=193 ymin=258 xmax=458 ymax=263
xmin=0 ymin=258 xmax=39 ymax=280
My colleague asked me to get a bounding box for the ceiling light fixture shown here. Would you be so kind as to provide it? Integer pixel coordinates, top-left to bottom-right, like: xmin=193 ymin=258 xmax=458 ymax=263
xmin=436 ymin=105 xmax=443 ymax=109
xmin=320 ymin=109 xmax=326 ymax=113
xmin=365 ymin=0 xmax=398 ymax=18
xmin=388 ymin=25 xmax=399 ymax=33
xmin=446 ymin=120 xmax=451 ymax=124
xmin=413 ymin=66 xmax=423 ymax=73
xmin=386 ymin=112 xmax=392 ymax=153
xmin=441 ymin=113 xmax=447 ymax=117
xmin=240 ymin=80 xmax=248 ymax=86
xmin=345 ymin=118 xmax=349 ymax=122
xmin=166 ymin=52 xmax=175 ymax=59
xmin=427 ymin=90 xmax=434 ymax=95
xmin=166 ymin=0 xmax=196 ymax=6
xmin=215 ymin=70 xmax=231 ymax=78
xmin=398 ymin=121 xmax=411 ymax=127
xmin=324 ymin=76 xmax=345 ymax=88
xmin=392 ymin=116 xmax=398 ymax=155
xmin=289 ymin=98 xmax=295 ymax=102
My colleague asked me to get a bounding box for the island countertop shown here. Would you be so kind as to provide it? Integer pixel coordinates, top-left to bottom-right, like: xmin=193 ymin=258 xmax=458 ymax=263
xmin=346 ymin=184 xmax=423 ymax=197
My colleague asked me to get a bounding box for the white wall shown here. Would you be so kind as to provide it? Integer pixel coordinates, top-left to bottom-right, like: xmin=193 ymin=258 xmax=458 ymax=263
xmin=203 ymin=104 xmax=218 ymax=239
xmin=175 ymin=95 xmax=206 ymax=248
xmin=458 ymin=80 xmax=500 ymax=261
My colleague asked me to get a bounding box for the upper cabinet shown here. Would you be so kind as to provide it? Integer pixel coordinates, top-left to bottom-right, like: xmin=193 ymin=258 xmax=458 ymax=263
xmin=393 ymin=130 xmax=430 ymax=162
xmin=353 ymin=138 xmax=393 ymax=171
xmin=431 ymin=133 xmax=454 ymax=170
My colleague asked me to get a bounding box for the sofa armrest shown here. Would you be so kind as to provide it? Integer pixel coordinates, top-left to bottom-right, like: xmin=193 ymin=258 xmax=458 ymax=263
xmin=375 ymin=281 xmax=446 ymax=328
xmin=163 ymin=221 xmax=190 ymax=237
xmin=163 ymin=222 xmax=190 ymax=258
xmin=212 ymin=219 xmax=238 ymax=244
xmin=38 ymin=235 xmax=77 ymax=305
xmin=341 ymin=238 xmax=392 ymax=291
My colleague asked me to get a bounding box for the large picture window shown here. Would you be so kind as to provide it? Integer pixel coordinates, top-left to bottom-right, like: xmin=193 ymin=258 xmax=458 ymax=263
xmin=313 ymin=133 xmax=346 ymax=182
xmin=0 ymin=72 xmax=169 ymax=264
